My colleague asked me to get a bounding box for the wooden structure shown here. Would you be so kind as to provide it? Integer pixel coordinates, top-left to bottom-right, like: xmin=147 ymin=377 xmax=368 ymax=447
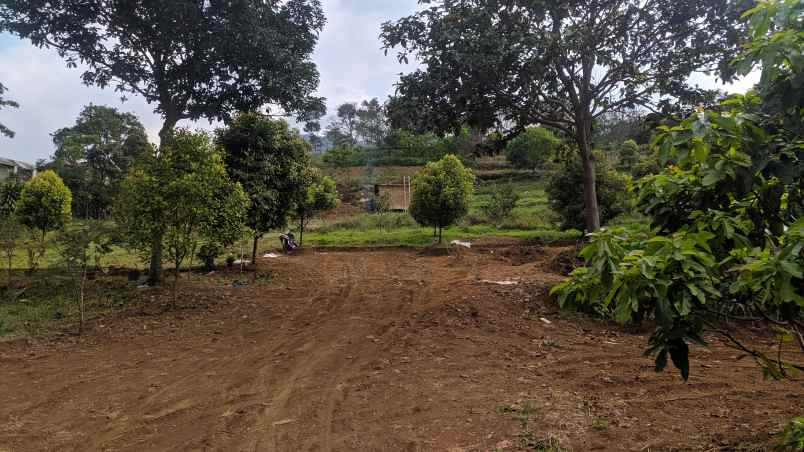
xmin=373 ymin=177 xmax=412 ymax=211
xmin=0 ymin=157 xmax=35 ymax=182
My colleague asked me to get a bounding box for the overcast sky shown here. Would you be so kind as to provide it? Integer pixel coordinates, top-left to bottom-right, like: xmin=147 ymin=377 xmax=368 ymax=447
xmin=0 ymin=0 xmax=758 ymax=164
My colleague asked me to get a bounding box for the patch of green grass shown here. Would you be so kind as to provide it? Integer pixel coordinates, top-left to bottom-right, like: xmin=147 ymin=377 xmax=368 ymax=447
xmin=0 ymin=273 xmax=141 ymax=338
xmin=303 ymin=223 xmax=581 ymax=248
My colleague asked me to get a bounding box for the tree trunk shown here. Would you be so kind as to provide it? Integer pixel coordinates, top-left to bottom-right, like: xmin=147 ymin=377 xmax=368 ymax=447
xmin=78 ymin=267 xmax=86 ymax=335
xmin=147 ymin=115 xmax=181 ymax=286
xmin=172 ymin=264 xmax=180 ymax=308
xmin=576 ymin=116 xmax=601 ymax=232
xmin=438 ymin=226 xmax=443 ymax=244
xmin=299 ymin=217 xmax=305 ymax=247
xmin=251 ymin=234 xmax=260 ymax=268
xmin=147 ymin=233 xmax=163 ymax=286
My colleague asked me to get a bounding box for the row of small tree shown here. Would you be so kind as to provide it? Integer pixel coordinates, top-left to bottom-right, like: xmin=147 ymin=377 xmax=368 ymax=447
xmin=117 ymin=113 xmax=339 ymax=287
xmin=0 ymin=113 xmax=339 ymax=298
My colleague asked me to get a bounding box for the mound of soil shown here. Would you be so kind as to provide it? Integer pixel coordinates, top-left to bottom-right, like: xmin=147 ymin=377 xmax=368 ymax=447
xmin=0 ymin=246 xmax=801 ymax=451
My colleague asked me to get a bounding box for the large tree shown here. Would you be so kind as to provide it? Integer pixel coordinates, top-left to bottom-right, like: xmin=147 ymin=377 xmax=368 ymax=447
xmin=118 ymin=130 xmax=248 ymax=303
xmin=47 ymin=105 xmax=150 ymax=219
xmin=1 ymin=0 xmax=326 ymax=284
xmin=325 ymin=103 xmax=359 ymax=147
xmin=382 ymin=0 xmax=748 ymax=231
xmin=0 ymin=82 xmax=18 ymax=139
xmin=216 ymin=113 xmax=311 ymax=265
xmin=355 ymin=98 xmax=390 ymax=146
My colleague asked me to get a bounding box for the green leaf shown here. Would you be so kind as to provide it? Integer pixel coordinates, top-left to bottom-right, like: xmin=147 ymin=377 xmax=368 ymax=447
xmin=669 ymin=340 xmax=691 ymax=381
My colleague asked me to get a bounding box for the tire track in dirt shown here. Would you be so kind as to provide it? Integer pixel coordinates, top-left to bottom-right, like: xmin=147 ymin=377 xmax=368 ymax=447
xmin=0 ymin=246 xmax=802 ymax=452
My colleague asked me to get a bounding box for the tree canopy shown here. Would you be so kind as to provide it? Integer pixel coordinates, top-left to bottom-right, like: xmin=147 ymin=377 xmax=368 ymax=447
xmin=117 ymin=129 xmax=248 ymax=291
xmin=0 ymin=0 xmax=327 ymax=141
xmin=409 ymin=154 xmax=475 ymax=243
xmin=293 ymin=167 xmax=338 ymax=246
xmin=46 ymin=105 xmax=151 ymax=219
xmin=0 ymin=82 xmax=19 ymax=138
xmin=382 ymin=0 xmax=748 ymax=231
xmin=504 ymin=127 xmax=560 ymax=170
xmin=216 ymin=112 xmax=311 ymax=264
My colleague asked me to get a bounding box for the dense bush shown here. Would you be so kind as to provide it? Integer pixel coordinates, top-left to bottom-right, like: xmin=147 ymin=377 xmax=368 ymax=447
xmin=14 ymin=171 xmax=73 ymax=272
xmin=504 ymin=127 xmax=560 ymax=170
xmin=216 ymin=113 xmax=310 ymax=264
xmin=117 ymin=130 xmax=249 ymax=300
xmin=409 ymin=154 xmax=475 ymax=242
xmin=615 ymin=139 xmax=641 ymax=174
xmin=546 ymin=153 xmax=631 ymax=231
xmin=480 ymin=184 xmax=519 ymax=224
xmin=16 ymin=170 xmax=73 ymax=238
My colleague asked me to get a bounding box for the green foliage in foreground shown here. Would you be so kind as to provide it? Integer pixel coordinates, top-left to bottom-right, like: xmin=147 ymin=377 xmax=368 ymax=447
xmin=552 ymin=104 xmax=803 ymax=380
xmin=778 ymin=416 xmax=804 ymax=451
xmin=553 ymin=2 xmax=804 ymax=383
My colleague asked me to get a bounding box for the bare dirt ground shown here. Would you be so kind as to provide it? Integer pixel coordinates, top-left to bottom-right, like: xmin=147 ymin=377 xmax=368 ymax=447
xmin=1 ymin=244 xmax=802 ymax=452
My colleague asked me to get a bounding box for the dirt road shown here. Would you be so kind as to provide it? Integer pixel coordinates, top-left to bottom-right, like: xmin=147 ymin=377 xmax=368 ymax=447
xmin=1 ymin=245 xmax=802 ymax=451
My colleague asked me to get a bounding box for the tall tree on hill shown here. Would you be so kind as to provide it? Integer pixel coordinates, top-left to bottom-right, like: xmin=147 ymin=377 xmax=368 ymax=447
xmin=0 ymin=0 xmax=327 ymax=284
xmin=48 ymin=105 xmax=151 ymax=219
xmin=356 ymin=98 xmax=389 ymax=146
xmin=0 ymin=82 xmax=18 ymax=139
xmin=326 ymin=103 xmax=359 ymax=147
xmin=382 ymin=0 xmax=748 ymax=231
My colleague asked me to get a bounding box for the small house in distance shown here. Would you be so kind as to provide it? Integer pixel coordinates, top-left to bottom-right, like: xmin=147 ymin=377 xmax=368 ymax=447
xmin=0 ymin=157 xmax=35 ymax=182
xmin=373 ymin=177 xmax=412 ymax=211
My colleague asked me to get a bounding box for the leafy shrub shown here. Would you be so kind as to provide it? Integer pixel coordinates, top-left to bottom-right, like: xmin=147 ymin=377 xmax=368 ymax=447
xmin=15 ymin=171 xmax=73 ymax=272
xmin=546 ymin=153 xmax=631 ymax=231
xmin=505 ymin=127 xmax=560 ymax=170
xmin=197 ymin=243 xmax=221 ymax=272
xmin=294 ymin=168 xmax=338 ymax=245
xmin=409 ymin=154 xmax=475 ymax=242
xmin=480 ymin=184 xmax=519 ymax=223
xmin=612 ymin=139 xmax=639 ymax=173
xmin=778 ymin=416 xmax=804 ymax=451
xmin=15 ymin=170 xmax=73 ymax=237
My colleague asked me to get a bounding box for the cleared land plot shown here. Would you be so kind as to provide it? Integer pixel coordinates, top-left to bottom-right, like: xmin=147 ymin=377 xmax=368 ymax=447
xmin=1 ymin=243 xmax=801 ymax=451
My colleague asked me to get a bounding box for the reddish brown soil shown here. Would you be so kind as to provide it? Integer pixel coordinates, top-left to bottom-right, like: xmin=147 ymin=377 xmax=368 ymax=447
xmin=1 ymin=245 xmax=802 ymax=451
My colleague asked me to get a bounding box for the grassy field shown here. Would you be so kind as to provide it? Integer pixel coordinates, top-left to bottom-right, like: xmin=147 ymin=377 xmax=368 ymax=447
xmin=302 ymin=177 xmax=581 ymax=247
